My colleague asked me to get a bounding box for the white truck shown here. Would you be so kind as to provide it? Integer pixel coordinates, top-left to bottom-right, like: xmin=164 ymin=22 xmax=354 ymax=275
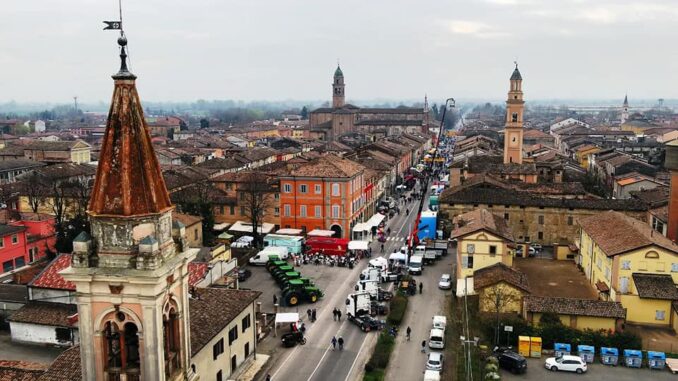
xmin=408 ymin=255 xmax=423 ymax=275
xmin=423 ymin=370 xmax=441 ymax=381
xmin=432 ymin=315 xmax=447 ymax=331
xmin=355 ymin=279 xmax=393 ymax=301
xmin=345 ymin=292 xmax=384 ymax=332
xmin=248 ymin=246 xmax=289 ymax=265
xmin=360 ymin=267 xmax=400 ymax=283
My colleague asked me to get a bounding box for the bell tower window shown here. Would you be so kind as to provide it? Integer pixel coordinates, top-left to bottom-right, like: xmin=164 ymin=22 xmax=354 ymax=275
xmin=103 ymin=317 xmax=141 ymax=381
xmin=512 ymin=112 xmax=518 ymax=122
xmin=163 ymin=303 xmax=182 ymax=378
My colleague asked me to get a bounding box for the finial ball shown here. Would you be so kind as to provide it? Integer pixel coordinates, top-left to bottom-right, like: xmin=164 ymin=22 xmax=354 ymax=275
xmin=118 ymin=36 xmax=128 ymax=47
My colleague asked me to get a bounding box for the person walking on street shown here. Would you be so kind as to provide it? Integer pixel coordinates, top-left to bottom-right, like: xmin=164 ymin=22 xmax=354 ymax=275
xmin=331 ymin=336 xmax=337 ymax=350
xmin=421 ymin=340 xmax=426 ymax=353
xmin=332 ymin=308 xmax=337 ymax=321
xmin=266 ymin=374 xmax=271 ymax=381
xmin=273 ymin=294 xmax=277 ymax=305
xmin=338 ymin=336 xmax=344 ymax=351
xmin=406 ymin=326 xmax=411 ymax=341
xmin=337 ymin=310 xmax=342 ymax=321
xmin=419 ymin=282 xmax=423 ymax=294
xmin=307 ymin=309 xmax=312 ymax=320
xmin=381 ymin=243 xmax=384 ymax=253
xmin=311 ymin=308 xmax=317 ymax=322
xmin=368 ymin=247 xmax=372 ymax=257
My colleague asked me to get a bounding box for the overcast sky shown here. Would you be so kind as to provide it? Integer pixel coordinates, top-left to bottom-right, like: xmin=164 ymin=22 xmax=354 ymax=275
xmin=2 ymin=0 xmax=678 ymax=104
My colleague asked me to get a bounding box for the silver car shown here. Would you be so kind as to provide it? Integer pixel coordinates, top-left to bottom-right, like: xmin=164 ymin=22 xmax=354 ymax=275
xmin=426 ymin=352 xmax=444 ymax=371
xmin=438 ymin=274 xmax=452 ymax=290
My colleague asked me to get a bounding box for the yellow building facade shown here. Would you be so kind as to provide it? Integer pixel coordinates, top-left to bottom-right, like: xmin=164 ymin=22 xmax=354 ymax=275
xmin=458 ymin=231 xmax=514 ymax=279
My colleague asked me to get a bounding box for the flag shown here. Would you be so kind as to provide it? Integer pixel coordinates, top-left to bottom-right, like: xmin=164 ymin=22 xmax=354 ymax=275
xmin=103 ymin=21 xmax=122 ymax=30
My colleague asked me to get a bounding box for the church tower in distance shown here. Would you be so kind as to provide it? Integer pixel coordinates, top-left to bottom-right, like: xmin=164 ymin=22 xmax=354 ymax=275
xmin=503 ymin=63 xmax=525 ymax=165
xmin=332 ymin=64 xmax=345 ymax=108
xmin=62 ymin=35 xmax=198 ymax=381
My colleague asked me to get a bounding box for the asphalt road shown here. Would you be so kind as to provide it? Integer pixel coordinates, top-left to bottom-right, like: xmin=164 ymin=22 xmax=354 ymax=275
xmin=255 ymin=190 xmax=424 ymax=381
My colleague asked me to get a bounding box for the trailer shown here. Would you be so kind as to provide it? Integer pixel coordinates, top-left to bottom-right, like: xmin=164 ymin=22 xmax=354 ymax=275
xmin=426 ymin=240 xmax=448 ymax=257
xmin=355 ymin=279 xmax=393 ymax=301
xmin=305 ymin=237 xmax=349 ymax=256
xmin=423 ymin=250 xmax=437 ymax=265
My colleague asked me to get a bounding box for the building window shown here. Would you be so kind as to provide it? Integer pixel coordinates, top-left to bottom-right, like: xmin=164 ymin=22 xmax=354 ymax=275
xmin=672 ymin=263 xmax=678 ymax=272
xmin=194 ymin=229 xmax=199 ymax=240
xmin=605 ymin=267 xmax=611 ymax=280
xmin=538 ymin=215 xmax=544 ymax=225
xmin=0 ymin=239 xmax=4 ymax=249
xmin=619 ymin=276 xmax=629 ymax=294
xmin=332 ymin=205 xmax=340 ymax=218
xmin=489 ymin=245 xmax=497 ymax=256
xmin=622 ymin=260 xmax=631 ymax=270
xmin=656 ymin=310 xmax=666 ymax=321
xmin=228 ymin=326 xmax=238 ymax=345
xmin=213 ymin=338 xmax=224 ymax=360
xmin=240 ymin=206 xmax=245 ymax=216
xmin=657 ymin=262 xmax=665 ymax=272
xmin=55 ymin=327 xmax=72 ymax=343
xmin=538 ymin=232 xmax=543 ymax=240
xmin=219 ymin=205 xmax=225 ymax=215
xmin=639 ymin=261 xmax=647 ymax=270
xmin=230 ymin=206 xmax=235 ymax=215
xmin=245 ymin=342 xmax=250 ymax=357
xmin=2 ymin=260 xmax=12 ymax=273
xmin=300 ymin=184 xmax=308 ymax=193
xmin=14 ymin=256 xmax=25 ymax=268
xmin=242 ymin=314 xmax=251 ymax=332
xmin=283 ymin=183 xmax=292 ymax=193
xmin=231 ymin=355 xmax=237 ymax=373
xmin=512 ymin=112 xmax=518 ymax=122
xmin=300 ymin=205 xmax=307 ymax=217
xmin=274 ymin=193 xmax=280 ymax=200
xmin=567 ymin=216 xmax=573 ymax=225
xmin=462 ymin=255 xmax=474 ymax=269
xmin=284 ymin=204 xmax=291 ymax=217
xmin=216 ymin=370 xmax=223 ymax=381
xmin=11 ymin=234 xmax=18 ymax=244
xmin=504 ymin=213 xmax=509 ymax=221
xmin=315 ymin=184 xmax=322 ymax=194
xmin=332 ymin=183 xmax=340 ymax=196
xmin=274 ymin=207 xmax=280 ymax=216
xmin=315 ymin=206 xmax=322 ymax=217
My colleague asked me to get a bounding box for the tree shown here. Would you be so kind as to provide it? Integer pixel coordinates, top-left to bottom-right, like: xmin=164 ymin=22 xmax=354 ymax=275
xmin=173 ymin=179 xmax=218 ymax=246
xmin=199 ymin=118 xmax=209 ymax=129
xmin=239 ymin=172 xmax=273 ymax=248
xmin=485 ymin=284 xmax=520 ymax=345
xmin=300 ymin=106 xmax=309 ymax=119
xmin=21 ymin=172 xmax=47 ymax=214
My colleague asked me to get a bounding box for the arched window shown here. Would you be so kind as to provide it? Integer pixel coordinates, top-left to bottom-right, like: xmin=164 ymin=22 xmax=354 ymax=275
xmin=163 ymin=302 xmax=182 ymax=377
xmin=102 ymin=314 xmax=141 ymax=381
xmin=645 ymin=251 xmax=659 ymax=259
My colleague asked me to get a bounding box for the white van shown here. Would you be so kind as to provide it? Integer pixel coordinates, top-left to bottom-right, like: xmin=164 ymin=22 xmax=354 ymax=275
xmin=428 ymin=328 xmax=445 ymax=349
xmin=248 ymin=247 xmax=289 ymax=265
xmin=414 ymin=245 xmax=426 ymax=256
xmin=432 ymin=316 xmax=447 ymax=331
xmin=408 ymin=256 xmax=423 ymax=275
xmin=423 ymin=370 xmax=441 ymax=381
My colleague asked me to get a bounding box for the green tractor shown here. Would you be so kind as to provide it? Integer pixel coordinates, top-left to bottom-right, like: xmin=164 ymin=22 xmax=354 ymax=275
xmin=282 ymin=279 xmax=324 ymax=306
xmin=270 ymin=265 xmax=294 ymax=279
xmin=275 ymin=271 xmax=301 ymax=286
xmin=281 ymin=277 xmax=316 ymax=295
xmin=265 ymin=258 xmax=286 ymax=272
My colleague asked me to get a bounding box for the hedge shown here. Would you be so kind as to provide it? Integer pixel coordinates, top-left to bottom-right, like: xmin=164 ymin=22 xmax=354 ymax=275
xmin=363 ymin=292 xmax=409 ymax=380
xmin=386 ymin=294 xmax=408 ymax=326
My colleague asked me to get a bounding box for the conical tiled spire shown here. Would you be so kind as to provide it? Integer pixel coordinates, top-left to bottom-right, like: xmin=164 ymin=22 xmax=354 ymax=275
xmin=88 ymin=36 xmax=172 ymax=216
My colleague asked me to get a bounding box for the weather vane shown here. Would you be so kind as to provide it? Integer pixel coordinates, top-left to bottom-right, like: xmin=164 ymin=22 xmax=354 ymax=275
xmin=103 ymin=0 xmax=124 ymax=36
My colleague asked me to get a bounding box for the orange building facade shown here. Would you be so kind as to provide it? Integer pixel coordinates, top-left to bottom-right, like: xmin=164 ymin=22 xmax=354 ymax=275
xmin=279 ymin=155 xmax=365 ymax=239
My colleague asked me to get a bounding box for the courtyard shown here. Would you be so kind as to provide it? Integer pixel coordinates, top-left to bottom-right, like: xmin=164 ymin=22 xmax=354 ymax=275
xmin=514 ymin=258 xmax=598 ymax=299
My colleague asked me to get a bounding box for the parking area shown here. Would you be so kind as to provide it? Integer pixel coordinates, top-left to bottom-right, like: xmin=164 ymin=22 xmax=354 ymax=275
xmin=514 ymin=258 xmax=597 ymax=299
xmin=625 ymin=323 xmax=678 ymax=353
xmin=503 ymin=358 xmax=677 ymax=381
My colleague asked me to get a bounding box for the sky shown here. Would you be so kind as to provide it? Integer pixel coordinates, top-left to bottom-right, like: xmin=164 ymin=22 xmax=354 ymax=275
xmin=2 ymin=0 xmax=678 ymax=104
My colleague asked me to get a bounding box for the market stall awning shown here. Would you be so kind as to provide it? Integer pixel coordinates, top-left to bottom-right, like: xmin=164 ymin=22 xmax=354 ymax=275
xmin=348 ymin=240 xmax=369 ymax=251
xmin=307 ymin=229 xmax=335 ymax=237
xmin=352 ymin=223 xmax=367 ymax=232
xmin=213 ymin=222 xmax=231 ymax=231
xmin=228 ymin=221 xmax=275 ymax=234
xmin=218 ymin=232 xmax=234 ymax=240
xmin=363 ymin=213 xmax=386 ymax=232
xmin=275 ymin=312 xmax=300 ymax=325
xmin=276 ymin=228 xmax=303 ymax=235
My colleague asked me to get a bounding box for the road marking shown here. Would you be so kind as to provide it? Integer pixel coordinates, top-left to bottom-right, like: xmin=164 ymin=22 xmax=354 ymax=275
xmin=270 ymin=343 xmax=301 ymax=379
xmin=343 ymin=327 xmax=371 ymax=381
xmin=306 ymin=321 xmax=348 ymax=381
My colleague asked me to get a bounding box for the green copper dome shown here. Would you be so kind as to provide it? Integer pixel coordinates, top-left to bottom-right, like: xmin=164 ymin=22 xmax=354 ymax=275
xmin=334 ymin=65 xmax=344 ymax=78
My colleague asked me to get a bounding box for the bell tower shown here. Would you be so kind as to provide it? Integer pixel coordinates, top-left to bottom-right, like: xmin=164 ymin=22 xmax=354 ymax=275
xmin=62 ymin=35 xmax=198 ymax=381
xmin=503 ymin=63 xmax=525 ymax=165
xmin=332 ymin=64 xmax=345 ymax=108
xmin=621 ymin=94 xmax=629 ymax=124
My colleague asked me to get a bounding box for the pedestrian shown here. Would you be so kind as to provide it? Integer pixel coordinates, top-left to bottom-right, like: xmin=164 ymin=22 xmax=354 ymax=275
xmin=307 ymin=309 xmax=312 ymax=320
xmin=419 ymin=282 xmax=423 ymax=294
xmin=381 ymin=243 xmax=384 ymax=253
xmin=368 ymin=247 xmax=372 ymax=257
xmin=266 ymin=374 xmax=271 ymax=381
xmin=331 ymin=336 xmax=337 ymax=350
xmin=338 ymin=336 xmax=344 ymax=351
xmin=406 ymin=326 xmax=411 ymax=341
xmin=300 ymin=322 xmax=306 ymax=334
xmin=421 ymin=340 xmax=426 ymax=353
xmin=311 ymin=308 xmax=317 ymax=322
xmin=273 ymin=294 xmax=277 ymax=305
xmin=332 ymin=308 xmax=337 ymax=321
xmin=337 ymin=310 xmax=342 ymax=321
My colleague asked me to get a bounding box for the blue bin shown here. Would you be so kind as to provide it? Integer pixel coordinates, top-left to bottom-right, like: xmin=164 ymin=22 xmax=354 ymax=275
xmin=554 ymin=343 xmax=571 ymax=358
xmin=600 ymin=347 xmax=618 ymax=366
xmin=624 ymin=349 xmax=643 ymax=368
xmin=578 ymin=345 xmax=595 ymax=363
xmin=647 ymin=351 xmax=666 ymax=370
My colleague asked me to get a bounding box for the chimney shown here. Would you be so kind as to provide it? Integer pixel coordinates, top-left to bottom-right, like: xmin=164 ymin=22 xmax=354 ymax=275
xmin=665 ymin=140 xmax=678 ymax=242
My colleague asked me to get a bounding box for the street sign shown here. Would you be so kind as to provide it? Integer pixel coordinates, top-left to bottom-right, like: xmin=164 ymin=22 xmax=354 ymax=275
xmin=504 ymin=325 xmax=513 ymax=332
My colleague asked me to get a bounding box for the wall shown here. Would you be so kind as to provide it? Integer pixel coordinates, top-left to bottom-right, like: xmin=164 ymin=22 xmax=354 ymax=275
xmin=29 ymin=288 xmax=76 ymax=304
xmin=478 ymin=282 xmax=524 ymax=314
xmin=191 ymin=303 xmax=256 ymax=380
xmin=620 ymin=295 xmax=672 ymax=326
xmin=10 ymin=322 xmax=79 ymax=345
xmin=0 ymin=231 xmax=27 ymax=275
xmin=456 ymin=231 xmax=512 ymax=279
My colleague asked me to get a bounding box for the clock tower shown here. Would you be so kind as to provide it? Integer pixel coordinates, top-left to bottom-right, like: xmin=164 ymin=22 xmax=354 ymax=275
xmin=503 ymin=63 xmax=524 ymax=165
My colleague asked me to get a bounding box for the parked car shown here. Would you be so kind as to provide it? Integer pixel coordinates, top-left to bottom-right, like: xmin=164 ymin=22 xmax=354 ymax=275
xmin=544 ymin=355 xmax=587 ymax=374
xmin=516 ymin=246 xmax=536 ymax=257
xmin=438 ymin=274 xmax=452 ymax=290
xmin=238 ymin=268 xmax=252 ymax=282
xmin=531 ymin=243 xmax=542 ymax=251
xmin=497 ymin=351 xmax=527 ymax=374
xmin=426 ymin=352 xmax=444 ymax=371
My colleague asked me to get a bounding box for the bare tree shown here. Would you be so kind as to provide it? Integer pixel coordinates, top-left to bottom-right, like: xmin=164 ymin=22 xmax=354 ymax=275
xmin=239 ymin=172 xmax=273 ymax=248
xmin=21 ymin=172 xmax=47 ymax=214
xmin=485 ymin=284 xmax=520 ymax=345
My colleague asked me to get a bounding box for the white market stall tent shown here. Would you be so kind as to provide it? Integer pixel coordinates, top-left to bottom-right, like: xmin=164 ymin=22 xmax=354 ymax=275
xmin=307 ymin=229 xmax=334 ymax=237
xmin=348 ymin=240 xmax=369 ymax=251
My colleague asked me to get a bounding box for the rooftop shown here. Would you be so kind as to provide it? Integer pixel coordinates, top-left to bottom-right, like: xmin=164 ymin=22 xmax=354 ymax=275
xmin=632 ymin=273 xmax=678 ymax=300
xmin=287 ymin=154 xmax=364 ymax=178
xmin=35 ymin=346 xmax=81 ymax=381
xmin=451 ymin=208 xmax=514 ymax=241
xmin=30 ymin=254 xmax=75 ymax=291
xmin=524 ymin=296 xmax=626 ymax=319
xmin=8 ymin=302 xmax=77 ymax=328
xmin=0 ymin=360 xmax=49 ymax=381
xmin=473 ymin=263 xmax=530 ymax=293
xmin=578 ymin=211 xmax=677 ymax=257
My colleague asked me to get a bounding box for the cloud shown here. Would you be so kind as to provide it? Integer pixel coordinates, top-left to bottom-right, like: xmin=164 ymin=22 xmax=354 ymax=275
xmin=445 ymin=20 xmax=510 ymax=39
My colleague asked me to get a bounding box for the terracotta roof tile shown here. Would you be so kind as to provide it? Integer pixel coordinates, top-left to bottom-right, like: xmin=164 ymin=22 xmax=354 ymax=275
xmin=473 ymin=263 xmax=530 ymax=293
xmin=288 ymin=154 xmax=364 ymax=178
xmin=451 ymin=208 xmax=514 ymax=241
xmin=578 ymin=211 xmax=678 ymax=256
xmin=37 ymin=346 xmax=81 ymax=381
xmin=524 ymin=296 xmax=626 ymax=319
xmin=0 ymin=360 xmax=48 ymax=381
xmin=8 ymin=302 xmax=77 ymax=327
xmin=30 ymin=254 xmax=75 ymax=291
xmin=188 ymin=262 xmax=209 ymax=288
xmin=632 ymin=273 xmax=678 ymax=300
xmin=189 ymin=288 xmax=261 ymax=356
xmin=174 ymin=213 xmax=203 ymax=228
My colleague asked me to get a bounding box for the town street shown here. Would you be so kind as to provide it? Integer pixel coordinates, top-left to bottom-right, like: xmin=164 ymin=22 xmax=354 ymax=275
xmin=259 ymin=191 xmax=424 ymax=381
